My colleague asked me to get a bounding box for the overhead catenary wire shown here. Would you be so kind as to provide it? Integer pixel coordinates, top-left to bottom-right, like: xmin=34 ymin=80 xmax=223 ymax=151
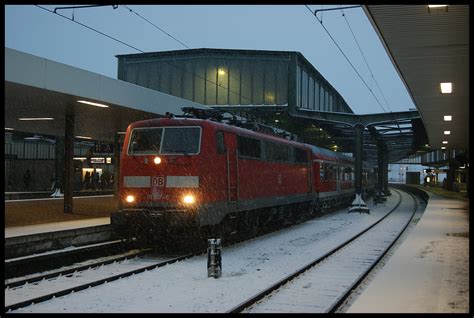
xmin=304 ymin=5 xmax=388 ymax=114
xmin=34 ymin=5 xmax=254 ymax=105
xmin=341 ymin=7 xmax=393 ymax=113
xmin=119 ymin=5 xmax=256 ymax=100
xmin=121 ymin=5 xmax=190 ymax=49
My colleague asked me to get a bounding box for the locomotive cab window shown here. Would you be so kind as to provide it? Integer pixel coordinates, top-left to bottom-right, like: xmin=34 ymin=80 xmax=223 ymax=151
xmin=128 ymin=126 xmax=201 ymax=155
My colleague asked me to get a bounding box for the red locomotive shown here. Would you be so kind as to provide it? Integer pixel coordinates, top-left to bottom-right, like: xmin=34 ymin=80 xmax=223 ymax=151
xmin=111 ymin=116 xmax=375 ymax=244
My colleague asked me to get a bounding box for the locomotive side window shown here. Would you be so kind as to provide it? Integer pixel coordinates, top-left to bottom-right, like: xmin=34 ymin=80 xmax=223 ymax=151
xmin=265 ymin=141 xmax=289 ymax=162
xmin=216 ymin=131 xmax=225 ymax=154
xmin=238 ymin=136 xmax=261 ymax=159
xmin=294 ymin=147 xmax=308 ymax=163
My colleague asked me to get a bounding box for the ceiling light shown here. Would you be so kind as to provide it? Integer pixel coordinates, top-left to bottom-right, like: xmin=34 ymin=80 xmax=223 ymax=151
xmin=75 ymin=135 xmax=92 ymax=139
xmin=443 ymin=115 xmax=452 ymax=121
xmin=441 ymin=146 xmax=446 ymax=150
xmin=440 ymin=82 xmax=452 ymax=94
xmin=428 ymin=5 xmax=448 ymax=13
xmin=442 ymin=141 xmax=448 ymax=144
xmin=218 ymin=69 xmax=226 ymax=75
xmin=5 ymin=127 xmax=14 ymax=130
xmin=443 ymin=130 xmax=451 ymax=135
xmin=18 ymin=117 xmax=54 ymax=121
xmin=77 ymin=100 xmax=109 ymax=108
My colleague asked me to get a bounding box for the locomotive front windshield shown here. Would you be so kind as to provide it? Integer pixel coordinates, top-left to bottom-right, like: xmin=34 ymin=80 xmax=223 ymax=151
xmin=128 ymin=126 xmax=201 ymax=155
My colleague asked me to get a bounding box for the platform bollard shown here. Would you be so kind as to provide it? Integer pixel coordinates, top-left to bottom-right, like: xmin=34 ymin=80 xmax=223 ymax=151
xmin=207 ymin=238 xmax=222 ymax=278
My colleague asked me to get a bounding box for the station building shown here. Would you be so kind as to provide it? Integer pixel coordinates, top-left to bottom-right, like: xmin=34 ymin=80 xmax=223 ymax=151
xmin=116 ymin=48 xmax=354 ymax=114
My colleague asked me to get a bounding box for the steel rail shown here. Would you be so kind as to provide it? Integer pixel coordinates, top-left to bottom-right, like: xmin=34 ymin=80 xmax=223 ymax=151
xmin=227 ymin=189 xmax=404 ymax=313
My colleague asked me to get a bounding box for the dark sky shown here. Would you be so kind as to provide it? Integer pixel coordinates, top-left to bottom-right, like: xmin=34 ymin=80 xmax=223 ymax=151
xmin=5 ymin=4 xmax=415 ymax=114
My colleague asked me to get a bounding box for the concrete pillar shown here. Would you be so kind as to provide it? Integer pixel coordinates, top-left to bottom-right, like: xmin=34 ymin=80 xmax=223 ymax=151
xmin=64 ymin=104 xmax=75 ymax=213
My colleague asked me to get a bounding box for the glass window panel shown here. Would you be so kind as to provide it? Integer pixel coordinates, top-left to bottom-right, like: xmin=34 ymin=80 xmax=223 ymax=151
xmin=253 ymin=61 xmax=264 ymax=105
xmin=314 ymin=81 xmax=320 ymax=110
xmin=319 ymin=85 xmax=325 ymax=111
xmin=205 ymin=62 xmax=217 ymax=105
xmin=264 ymin=60 xmax=277 ymax=105
xmin=182 ymin=60 xmax=194 ymax=101
xmin=229 ymin=60 xmax=241 ymax=105
xmin=159 ymin=62 xmax=171 ymax=95
xmin=241 ymin=60 xmax=252 ymax=105
xmin=325 ymin=90 xmax=329 ymax=110
xmin=172 ymin=63 xmax=182 ymax=98
xmin=276 ymin=60 xmax=288 ymax=105
xmin=194 ymin=60 xmax=205 ymax=104
xmin=308 ymin=75 xmax=314 ymax=110
xmin=302 ymin=70 xmax=308 ymax=109
xmin=217 ymin=61 xmax=229 ymax=105
xmin=296 ymin=66 xmax=301 ymax=108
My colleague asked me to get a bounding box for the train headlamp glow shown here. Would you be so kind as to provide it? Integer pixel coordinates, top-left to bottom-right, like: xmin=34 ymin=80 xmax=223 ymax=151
xmin=125 ymin=195 xmax=135 ymax=203
xmin=154 ymin=156 xmax=162 ymax=165
xmin=183 ymin=195 xmax=196 ymax=205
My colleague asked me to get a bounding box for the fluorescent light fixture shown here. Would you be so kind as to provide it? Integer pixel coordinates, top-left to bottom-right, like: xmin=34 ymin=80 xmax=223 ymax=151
xmin=428 ymin=5 xmax=447 ymax=8
xmin=443 ymin=130 xmax=451 ymax=135
xmin=75 ymin=135 xmax=92 ymax=139
xmin=443 ymin=115 xmax=452 ymax=121
xmin=77 ymin=100 xmax=109 ymax=108
xmin=441 ymin=146 xmax=446 ymax=150
xmin=442 ymin=141 xmax=448 ymax=144
xmin=440 ymin=82 xmax=452 ymax=94
xmin=5 ymin=127 xmax=14 ymax=131
xmin=18 ymin=117 xmax=54 ymax=121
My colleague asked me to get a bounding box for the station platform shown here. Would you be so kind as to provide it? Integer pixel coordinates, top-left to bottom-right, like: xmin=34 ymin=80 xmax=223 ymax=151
xmin=347 ymin=186 xmax=469 ymax=313
xmin=5 ymin=193 xmax=117 ymax=228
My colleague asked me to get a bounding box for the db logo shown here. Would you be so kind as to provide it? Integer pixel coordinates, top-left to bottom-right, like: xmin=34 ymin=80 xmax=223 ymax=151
xmin=152 ymin=176 xmax=165 ymax=187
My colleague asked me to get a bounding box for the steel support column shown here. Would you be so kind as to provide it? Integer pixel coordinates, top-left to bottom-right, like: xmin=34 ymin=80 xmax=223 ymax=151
xmin=382 ymin=148 xmax=390 ymax=195
xmin=354 ymin=124 xmax=364 ymax=196
xmin=349 ymin=123 xmax=369 ymax=213
xmin=64 ymin=104 xmax=75 ymax=213
xmin=114 ymin=132 xmax=122 ymax=210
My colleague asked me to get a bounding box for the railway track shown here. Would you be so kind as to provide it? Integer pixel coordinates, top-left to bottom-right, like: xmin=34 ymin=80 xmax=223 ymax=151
xmin=227 ymin=189 xmax=421 ymax=313
xmin=4 ymin=249 xmax=201 ymax=312
xmin=5 ymin=239 xmax=136 ymax=279
xmin=6 ymin=188 xmax=424 ymax=313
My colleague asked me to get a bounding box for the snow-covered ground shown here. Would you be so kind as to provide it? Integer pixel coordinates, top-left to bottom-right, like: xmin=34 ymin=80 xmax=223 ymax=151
xmin=10 ymin=194 xmax=397 ymax=313
xmin=7 ymin=189 xmax=469 ymax=313
xmin=346 ymin=193 xmax=469 ymax=313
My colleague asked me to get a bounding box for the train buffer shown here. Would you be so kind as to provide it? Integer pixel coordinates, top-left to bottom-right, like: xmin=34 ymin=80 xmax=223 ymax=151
xmin=348 ymin=193 xmax=370 ymax=214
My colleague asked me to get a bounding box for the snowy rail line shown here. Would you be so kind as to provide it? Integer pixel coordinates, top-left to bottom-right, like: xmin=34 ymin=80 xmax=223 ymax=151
xmin=235 ymin=189 xmax=418 ymax=313
xmin=8 ymin=187 xmax=425 ymax=313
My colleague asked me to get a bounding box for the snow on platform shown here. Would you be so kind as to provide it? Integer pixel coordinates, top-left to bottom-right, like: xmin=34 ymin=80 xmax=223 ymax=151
xmin=347 ymin=192 xmax=469 ymax=313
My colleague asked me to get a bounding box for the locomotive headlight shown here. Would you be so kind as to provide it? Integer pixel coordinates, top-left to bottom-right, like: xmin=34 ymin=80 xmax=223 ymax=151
xmin=154 ymin=156 xmax=162 ymax=165
xmin=125 ymin=195 xmax=135 ymax=203
xmin=182 ymin=194 xmax=196 ymax=205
